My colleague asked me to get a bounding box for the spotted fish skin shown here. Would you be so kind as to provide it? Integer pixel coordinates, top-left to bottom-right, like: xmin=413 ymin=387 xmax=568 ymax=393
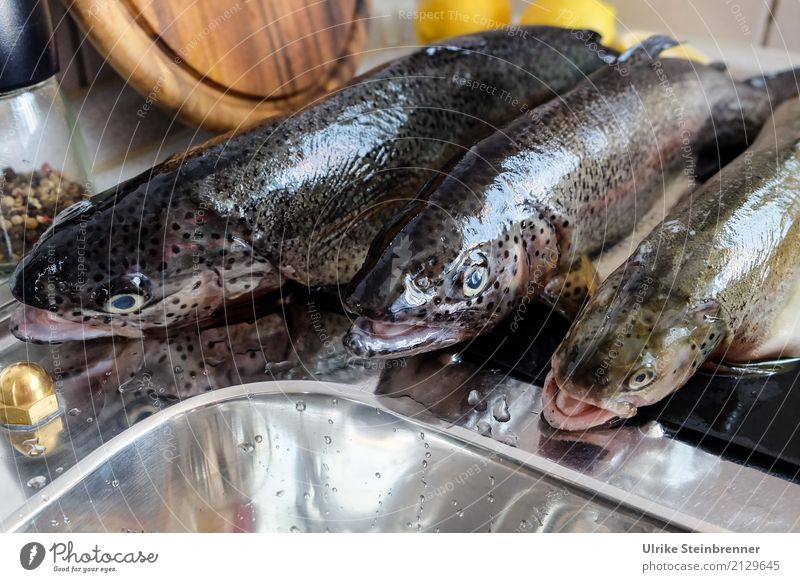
xmin=344 ymin=38 xmax=799 ymax=359
xmin=7 ymin=27 xmax=610 ymax=341
xmin=196 ymin=27 xmax=615 ymax=285
xmin=543 ymin=96 xmax=800 ymax=431
xmin=40 ymin=302 xmax=355 ymax=400
xmin=10 ymin=27 xmax=614 ymax=343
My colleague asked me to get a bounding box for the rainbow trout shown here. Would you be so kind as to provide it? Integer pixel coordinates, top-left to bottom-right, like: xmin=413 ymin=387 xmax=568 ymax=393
xmin=9 ymin=27 xmax=613 ymax=342
xmin=543 ymin=96 xmax=800 ymax=431
xmin=343 ymin=38 xmax=800 ymax=359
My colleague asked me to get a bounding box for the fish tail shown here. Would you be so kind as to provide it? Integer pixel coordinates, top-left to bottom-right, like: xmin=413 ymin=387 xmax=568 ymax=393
xmin=616 ymin=35 xmax=681 ymax=65
xmin=745 ymin=68 xmax=800 ymax=106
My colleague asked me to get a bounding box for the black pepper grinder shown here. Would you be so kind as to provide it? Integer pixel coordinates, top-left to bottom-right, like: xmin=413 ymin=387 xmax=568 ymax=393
xmin=0 ymin=0 xmax=90 ymax=268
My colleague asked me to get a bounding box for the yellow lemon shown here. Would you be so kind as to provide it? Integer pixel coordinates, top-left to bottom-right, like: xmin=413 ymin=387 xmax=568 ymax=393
xmin=521 ymin=0 xmax=617 ymax=45
xmin=615 ymin=29 xmax=710 ymax=64
xmin=415 ymin=0 xmax=513 ymax=44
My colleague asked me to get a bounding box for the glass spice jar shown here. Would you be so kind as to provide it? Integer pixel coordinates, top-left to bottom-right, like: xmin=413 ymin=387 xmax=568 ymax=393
xmin=0 ymin=1 xmax=90 ymax=270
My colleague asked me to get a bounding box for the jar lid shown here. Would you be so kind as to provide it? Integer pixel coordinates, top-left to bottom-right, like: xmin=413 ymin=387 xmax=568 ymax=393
xmin=0 ymin=1 xmax=59 ymax=93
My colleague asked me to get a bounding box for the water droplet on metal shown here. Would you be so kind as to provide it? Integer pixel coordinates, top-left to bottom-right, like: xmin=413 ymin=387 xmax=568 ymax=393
xmin=276 ymin=490 xmax=284 ymax=497
xmin=421 ymin=460 xmax=428 ymax=469
xmin=254 ymin=435 xmax=263 ymax=443
xmin=111 ymin=479 xmax=119 ymax=488
xmin=173 ymin=366 xmax=183 ymax=374
xmin=26 ymin=476 xmax=47 ymax=490
xmin=487 ymin=494 xmax=495 ymax=503
xmin=640 ymin=420 xmax=665 ymax=438
xmin=290 ymin=526 xmax=300 ymax=533
xmin=323 ymin=436 xmax=332 ymax=445
xmin=375 ymin=472 xmax=381 ymax=478
xmin=493 ymin=396 xmax=511 ymax=422
xmin=22 ymin=438 xmax=46 ymax=457
xmin=419 ymin=432 xmax=425 ymax=440
xmin=239 ymin=442 xmax=255 ymax=454
xmin=328 ymin=418 xmax=334 ymax=424
xmin=295 ymin=401 xmax=306 ymax=412
xmin=67 ymin=407 xmax=80 ymax=416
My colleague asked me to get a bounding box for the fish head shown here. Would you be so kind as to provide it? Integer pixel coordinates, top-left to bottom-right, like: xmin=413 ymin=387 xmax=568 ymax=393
xmin=344 ymin=201 xmax=528 ymax=358
xmin=10 ymin=173 xmax=276 ymax=343
xmin=543 ymin=269 xmax=724 ymax=431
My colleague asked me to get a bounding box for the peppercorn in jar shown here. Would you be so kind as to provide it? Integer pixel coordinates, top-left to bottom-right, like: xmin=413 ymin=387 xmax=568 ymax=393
xmin=0 ymin=2 xmax=90 ymax=269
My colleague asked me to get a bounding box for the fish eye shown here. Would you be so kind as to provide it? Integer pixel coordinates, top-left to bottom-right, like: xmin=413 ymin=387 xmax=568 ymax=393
xmin=626 ymin=368 xmax=655 ymax=390
xmin=105 ymin=293 xmax=146 ymax=314
xmin=463 ymin=264 xmax=488 ymax=297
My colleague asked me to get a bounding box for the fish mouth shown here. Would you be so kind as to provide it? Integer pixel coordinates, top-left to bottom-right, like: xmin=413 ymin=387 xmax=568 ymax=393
xmin=541 ymin=370 xmax=638 ymax=431
xmin=343 ymin=317 xmax=465 ymax=358
xmin=10 ymin=305 xmax=143 ymax=343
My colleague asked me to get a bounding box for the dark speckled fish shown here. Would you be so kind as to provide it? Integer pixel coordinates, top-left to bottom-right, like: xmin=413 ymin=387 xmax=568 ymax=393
xmin=32 ymin=299 xmax=355 ymax=400
xmin=543 ymin=96 xmax=800 ymax=431
xmin=9 ymin=27 xmax=613 ymax=343
xmin=343 ymin=38 xmax=800 ymax=358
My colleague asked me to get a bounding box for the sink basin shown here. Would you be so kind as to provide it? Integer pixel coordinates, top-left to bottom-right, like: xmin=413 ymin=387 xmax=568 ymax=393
xmin=3 ymin=381 xmax=679 ymax=533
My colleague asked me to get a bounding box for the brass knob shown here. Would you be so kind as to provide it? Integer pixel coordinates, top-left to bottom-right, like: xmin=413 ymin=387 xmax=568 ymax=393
xmin=0 ymin=362 xmax=60 ymax=427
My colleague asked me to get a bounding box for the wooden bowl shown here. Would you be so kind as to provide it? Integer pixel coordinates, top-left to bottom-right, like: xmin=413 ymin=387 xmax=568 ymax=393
xmin=66 ymin=0 xmax=369 ymax=131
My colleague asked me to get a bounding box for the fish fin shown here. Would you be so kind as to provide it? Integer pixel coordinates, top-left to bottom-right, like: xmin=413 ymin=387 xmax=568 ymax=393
xmin=539 ymin=255 xmax=599 ymax=320
xmin=744 ymin=69 xmax=800 ymax=106
xmin=573 ymin=29 xmax=618 ymax=63
xmin=617 ymin=35 xmax=682 ymax=65
xmin=701 ymin=357 xmax=800 ymax=378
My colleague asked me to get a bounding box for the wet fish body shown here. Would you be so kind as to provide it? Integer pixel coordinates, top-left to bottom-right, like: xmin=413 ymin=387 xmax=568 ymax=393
xmin=344 ymin=38 xmax=798 ymax=358
xmin=35 ymin=299 xmax=356 ymax=400
xmin=10 ymin=27 xmax=615 ymax=342
xmin=543 ymin=96 xmax=800 ymax=431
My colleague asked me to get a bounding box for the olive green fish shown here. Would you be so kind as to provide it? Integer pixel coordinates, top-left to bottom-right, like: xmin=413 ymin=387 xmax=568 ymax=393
xmin=544 ymin=96 xmax=800 ymax=431
xmin=344 ymin=37 xmax=800 ymax=358
xmin=10 ymin=27 xmax=613 ymax=343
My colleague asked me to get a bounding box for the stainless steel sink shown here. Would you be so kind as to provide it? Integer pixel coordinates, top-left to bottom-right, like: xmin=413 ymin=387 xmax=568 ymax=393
xmin=3 ymin=381 xmax=679 ymax=533
xmin=1 ymin=289 xmax=798 ymax=533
